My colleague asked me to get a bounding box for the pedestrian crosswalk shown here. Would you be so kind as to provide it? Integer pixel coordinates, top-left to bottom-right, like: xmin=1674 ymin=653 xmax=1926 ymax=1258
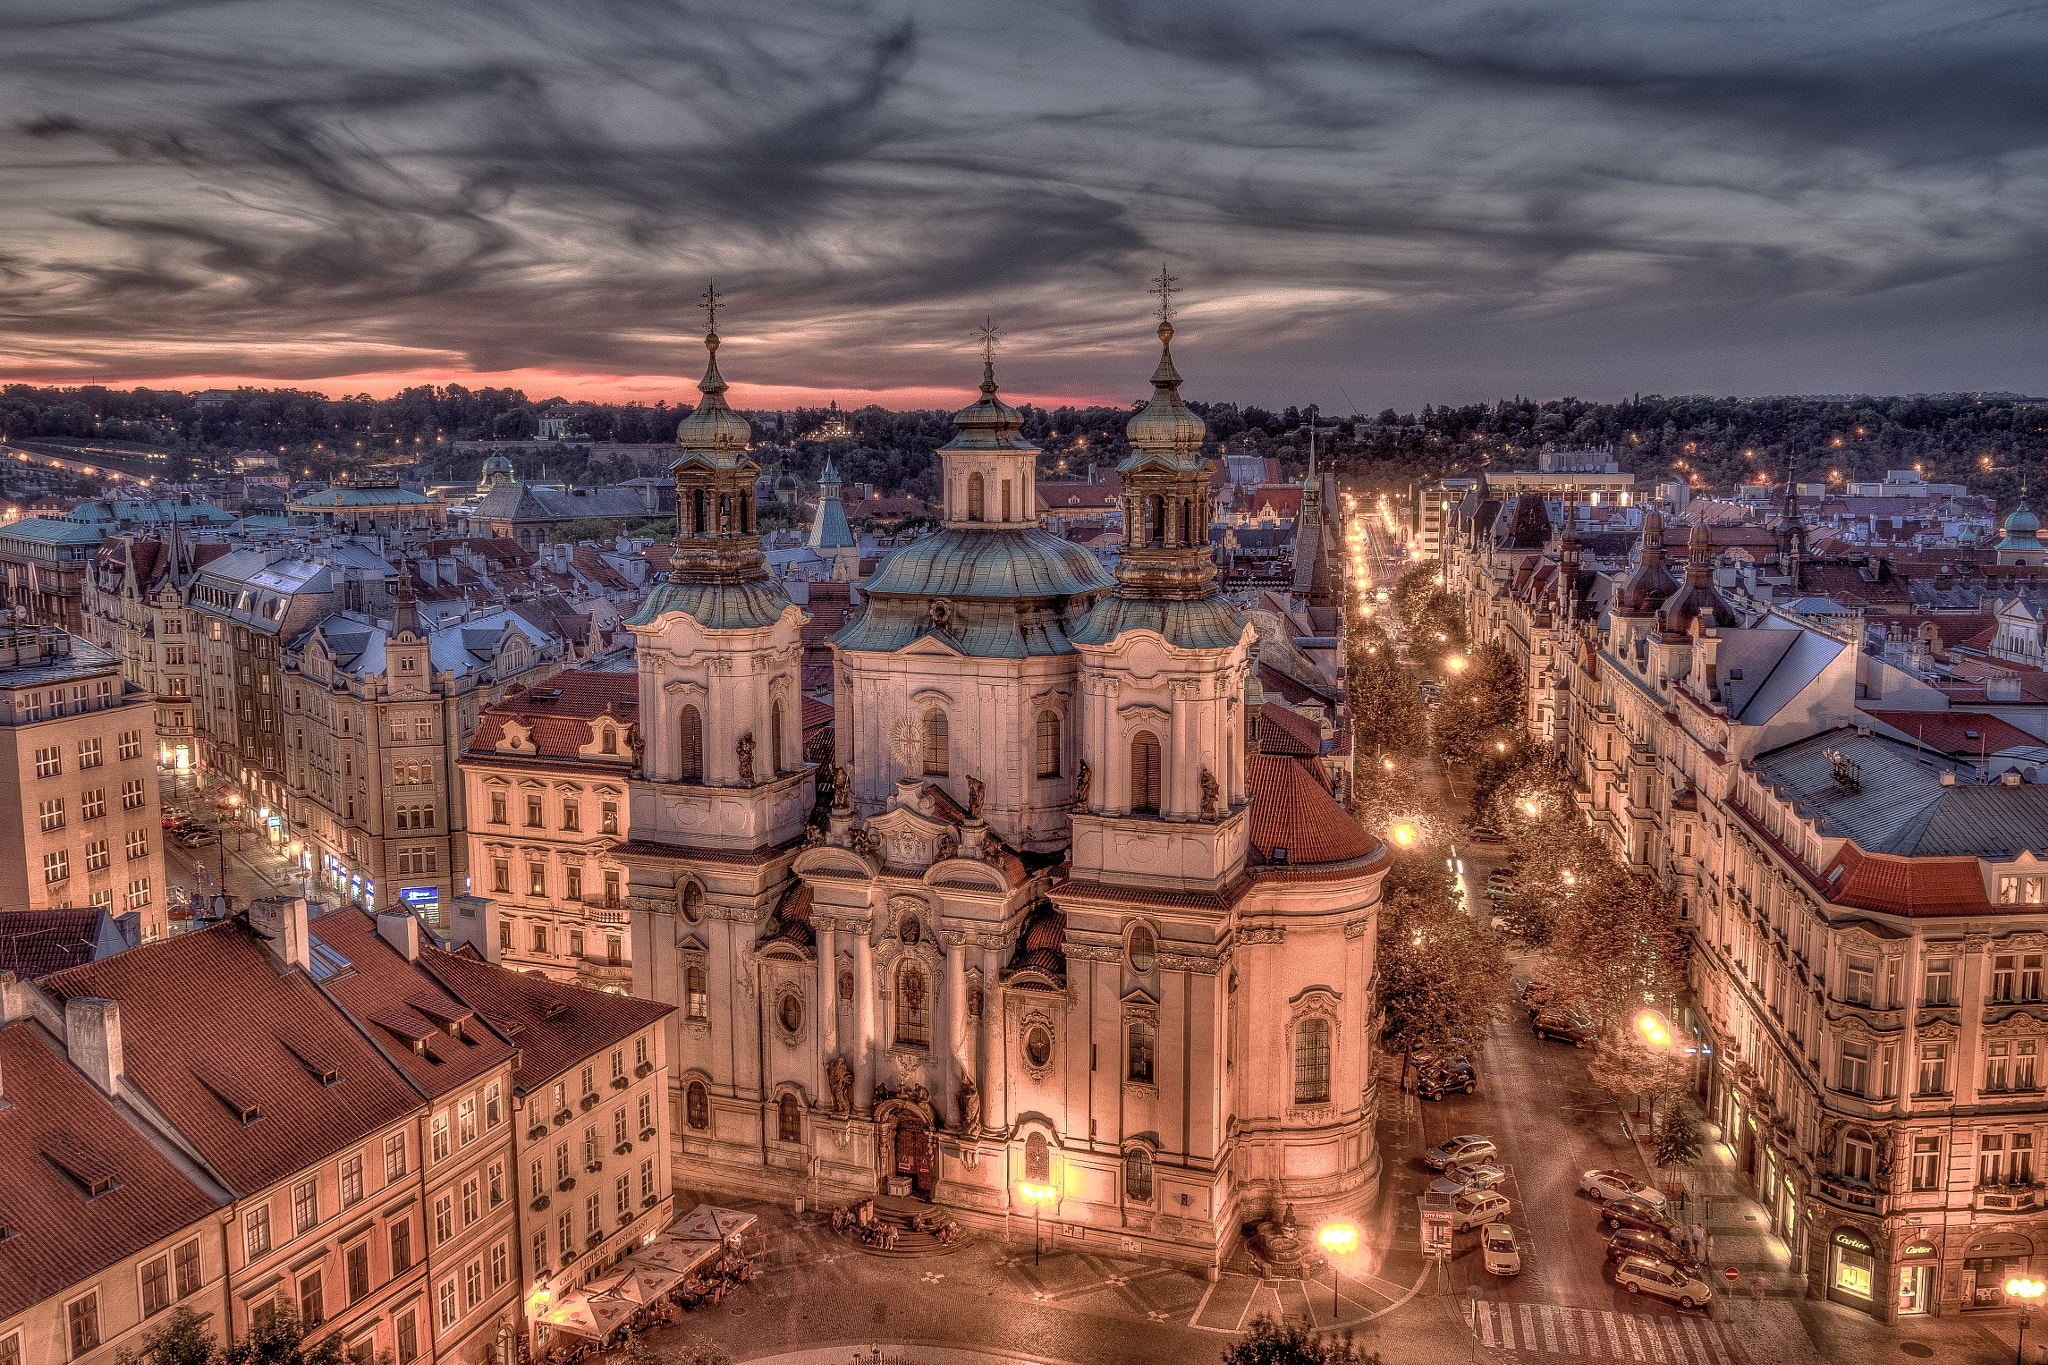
xmin=1464 ymin=1298 xmax=1732 ymax=1365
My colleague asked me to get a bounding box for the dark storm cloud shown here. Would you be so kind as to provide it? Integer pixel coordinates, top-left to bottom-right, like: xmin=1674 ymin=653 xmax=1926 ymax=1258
xmin=1 ymin=0 xmax=2045 ymax=405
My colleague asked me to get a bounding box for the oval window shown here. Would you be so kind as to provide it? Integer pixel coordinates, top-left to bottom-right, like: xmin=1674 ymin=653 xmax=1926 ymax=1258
xmin=1129 ymin=925 xmax=1156 ymax=973
xmin=679 ymin=881 xmax=703 ymax=923
xmin=1025 ymin=1024 xmax=1053 ymax=1069
xmin=779 ymin=992 xmax=803 ymax=1035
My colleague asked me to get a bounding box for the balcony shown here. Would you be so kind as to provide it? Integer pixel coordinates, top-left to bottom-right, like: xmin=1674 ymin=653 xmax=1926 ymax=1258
xmin=1818 ymin=1176 xmax=1881 ymax=1213
xmin=1976 ymin=1185 xmax=2043 ymax=1214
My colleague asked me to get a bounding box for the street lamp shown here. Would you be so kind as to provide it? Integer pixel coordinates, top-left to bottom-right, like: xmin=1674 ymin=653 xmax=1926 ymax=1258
xmin=1317 ymin=1222 xmax=1358 ymax=1319
xmin=2009 ymin=1277 xmax=2045 ymax=1365
xmin=1390 ymin=822 xmax=1419 ymax=847
xmin=1019 ymin=1182 xmax=1056 ymax=1265
xmin=1636 ymin=1009 xmax=1676 ymax=1050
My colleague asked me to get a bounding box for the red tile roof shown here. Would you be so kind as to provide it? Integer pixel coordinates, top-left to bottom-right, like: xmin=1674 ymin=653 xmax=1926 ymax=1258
xmin=0 ymin=1021 xmax=222 ymax=1321
xmin=41 ymin=924 xmax=424 ymax=1196
xmin=1824 ymin=845 xmax=1991 ymax=917
xmin=308 ymin=909 xmax=518 ymax=1097
xmin=1247 ymin=754 xmax=1377 ymax=866
xmin=469 ymin=670 xmax=640 ymax=758
xmin=0 ymin=909 xmax=114 ymax=980
xmin=420 ymin=945 xmax=671 ymax=1091
xmin=1860 ymin=710 xmax=2041 ymax=757
xmin=1256 ymin=703 xmax=1322 ymax=758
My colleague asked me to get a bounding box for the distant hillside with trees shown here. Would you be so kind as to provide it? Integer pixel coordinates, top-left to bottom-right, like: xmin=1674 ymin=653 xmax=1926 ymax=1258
xmin=2 ymin=382 xmax=2040 ymax=510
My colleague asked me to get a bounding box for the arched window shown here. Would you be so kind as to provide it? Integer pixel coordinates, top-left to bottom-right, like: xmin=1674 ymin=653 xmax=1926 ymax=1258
xmin=967 ymin=473 xmax=985 ymax=522
xmin=679 ymin=705 xmax=703 ymax=782
xmin=922 ymin=710 xmax=949 ymax=777
xmin=691 ymin=488 xmax=707 ymax=536
xmin=1127 ymin=1019 xmax=1155 ymax=1083
xmin=896 ymin=960 xmax=930 ymax=1046
xmin=1147 ymin=495 xmax=1164 ymax=544
xmin=1294 ymin=1017 xmax=1331 ymax=1104
xmin=1035 ymin=710 xmax=1062 ymax=778
xmin=1024 ymin=1132 xmax=1049 ymax=1184
xmin=685 ymin=964 xmax=707 ymax=1019
xmin=685 ymin=1081 xmax=708 ymax=1130
xmin=770 ymin=700 xmax=785 ymax=775
xmin=1130 ymin=730 xmax=1162 ymax=814
xmin=1000 ymin=479 xmax=1012 ymax=522
xmin=679 ymin=881 xmax=703 ymax=923
xmin=777 ymin=1093 xmax=801 ymax=1144
xmin=740 ymin=492 xmax=754 ymax=534
xmin=1125 ymin=1148 xmax=1154 ymax=1202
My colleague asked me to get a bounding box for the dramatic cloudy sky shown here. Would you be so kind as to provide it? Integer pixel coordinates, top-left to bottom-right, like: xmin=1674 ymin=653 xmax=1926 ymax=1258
xmin=3 ymin=0 xmax=2046 ymax=410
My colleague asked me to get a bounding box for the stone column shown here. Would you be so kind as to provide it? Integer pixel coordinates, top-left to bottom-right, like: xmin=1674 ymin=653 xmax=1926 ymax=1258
xmin=818 ymin=917 xmax=839 ymax=1090
xmin=947 ymin=934 xmax=969 ymax=1124
xmin=1169 ymin=678 xmax=1195 ymax=819
xmin=854 ymin=924 xmax=876 ymax=1114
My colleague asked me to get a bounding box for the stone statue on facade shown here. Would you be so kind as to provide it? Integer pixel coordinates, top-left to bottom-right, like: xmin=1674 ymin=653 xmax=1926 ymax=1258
xmin=936 ymin=833 xmax=956 ymax=862
xmin=1071 ymin=760 xmax=1091 ymax=810
xmin=957 ymin=1074 xmax=982 ymax=1136
xmin=827 ymin=1055 xmax=855 ymax=1116
xmin=967 ymin=775 xmax=985 ymax=820
xmin=831 ymin=763 xmax=853 ymax=811
xmin=1200 ymin=766 xmax=1220 ymax=819
xmin=629 ymin=729 xmax=645 ymax=774
xmin=736 ymin=731 xmax=755 ymax=783
xmin=849 ymin=826 xmax=873 ymax=859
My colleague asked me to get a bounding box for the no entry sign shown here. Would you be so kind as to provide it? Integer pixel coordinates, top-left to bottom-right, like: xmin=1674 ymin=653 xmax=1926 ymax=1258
xmin=1724 ymin=1266 xmax=1740 ymax=1283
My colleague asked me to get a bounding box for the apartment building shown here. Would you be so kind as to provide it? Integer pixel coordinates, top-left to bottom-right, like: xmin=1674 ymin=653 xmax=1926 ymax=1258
xmin=0 ymin=519 xmax=105 ymax=634
xmin=188 ymin=546 xmax=394 ymax=837
xmin=14 ymin=896 xmax=674 ymax=1365
xmin=453 ymin=670 xmax=639 ymax=990
xmin=0 ymin=997 xmax=227 ymax=1365
xmin=82 ymin=533 xmax=233 ymax=776
xmin=1443 ymin=504 xmax=2048 ymax=1324
xmin=0 ymin=622 xmax=167 ymax=930
xmin=424 ymin=947 xmax=673 ymax=1341
xmin=286 ymin=566 xmax=569 ymax=926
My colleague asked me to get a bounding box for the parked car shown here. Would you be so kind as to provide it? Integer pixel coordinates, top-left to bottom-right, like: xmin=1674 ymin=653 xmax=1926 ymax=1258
xmin=1601 ymin=1196 xmax=1680 ymax=1238
xmin=1581 ymin=1170 xmax=1668 ymax=1207
xmin=1444 ymin=1159 xmax=1509 ymax=1191
xmin=1518 ymin=981 xmax=1551 ymax=1015
xmin=1424 ymin=1134 xmax=1497 ymax=1170
xmin=1450 ymin=1190 xmax=1512 ymax=1233
xmin=1614 ymin=1254 xmax=1714 ymax=1309
xmin=1606 ymin=1227 xmax=1692 ymax=1267
xmin=177 ymin=829 xmax=218 ymax=847
xmin=1486 ymin=880 xmax=1515 ymax=900
xmin=1469 ymin=825 xmax=1504 ymax=843
xmin=1418 ymin=1061 xmax=1478 ymax=1100
xmin=1533 ymin=1009 xmax=1598 ymax=1047
xmin=1482 ymin=1223 xmax=1522 ymax=1277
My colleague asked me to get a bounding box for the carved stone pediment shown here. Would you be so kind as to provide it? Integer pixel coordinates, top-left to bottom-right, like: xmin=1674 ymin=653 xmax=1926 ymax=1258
xmin=1915 ymin=1016 xmax=1961 ymax=1042
xmin=863 ymin=803 xmax=957 ymax=876
xmin=1984 ymin=1010 xmax=2048 ymax=1038
xmin=496 ymin=718 xmax=535 ymax=754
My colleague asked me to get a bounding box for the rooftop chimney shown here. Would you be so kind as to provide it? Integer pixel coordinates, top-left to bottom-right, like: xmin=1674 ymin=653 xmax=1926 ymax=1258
xmin=2004 ymin=772 xmax=2024 ymax=787
xmin=246 ymin=896 xmax=312 ymax=972
xmin=1939 ymin=770 xmax=1957 ymax=787
xmin=64 ymin=997 xmax=123 ymax=1097
xmin=377 ymin=910 xmax=421 ymax=962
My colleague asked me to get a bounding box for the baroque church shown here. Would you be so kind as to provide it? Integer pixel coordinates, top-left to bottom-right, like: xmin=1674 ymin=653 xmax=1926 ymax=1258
xmin=616 ymin=301 xmax=1390 ymax=1265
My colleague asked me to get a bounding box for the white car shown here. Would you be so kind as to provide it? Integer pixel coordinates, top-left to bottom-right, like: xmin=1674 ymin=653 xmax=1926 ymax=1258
xmin=1482 ymin=1223 xmax=1521 ymax=1276
xmin=1451 ymin=1190 xmax=1512 ymax=1232
xmin=1582 ymin=1169 xmax=1667 ymax=1207
xmin=1615 ymin=1254 xmax=1713 ymax=1309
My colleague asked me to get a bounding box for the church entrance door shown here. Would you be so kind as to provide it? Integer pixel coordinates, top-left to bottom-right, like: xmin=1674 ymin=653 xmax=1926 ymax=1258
xmin=895 ymin=1115 xmax=932 ymax=1198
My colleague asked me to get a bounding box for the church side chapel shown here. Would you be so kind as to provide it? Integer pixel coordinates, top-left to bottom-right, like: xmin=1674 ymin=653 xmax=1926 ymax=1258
xmin=621 ymin=283 xmax=1389 ymax=1266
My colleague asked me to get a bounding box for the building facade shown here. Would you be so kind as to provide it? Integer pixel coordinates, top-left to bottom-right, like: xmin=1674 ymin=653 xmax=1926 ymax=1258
xmin=556 ymin=313 xmax=1394 ymax=1268
xmin=0 ymin=622 xmax=168 ymax=931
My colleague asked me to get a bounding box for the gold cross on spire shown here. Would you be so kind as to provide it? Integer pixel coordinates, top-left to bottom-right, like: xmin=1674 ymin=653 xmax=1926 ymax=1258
xmin=699 ymin=284 xmax=724 ymax=334
xmin=1149 ymin=265 xmax=1179 ymax=324
xmin=978 ymin=315 xmax=1003 ymax=366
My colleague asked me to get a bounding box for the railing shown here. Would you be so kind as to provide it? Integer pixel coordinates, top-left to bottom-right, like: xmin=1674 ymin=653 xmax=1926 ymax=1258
xmin=1977 ymin=1185 xmax=2042 ymax=1213
xmin=1818 ymin=1176 xmax=1880 ymax=1212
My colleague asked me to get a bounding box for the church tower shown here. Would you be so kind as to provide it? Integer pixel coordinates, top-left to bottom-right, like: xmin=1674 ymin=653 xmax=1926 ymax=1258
xmin=1067 ymin=275 xmax=1257 ymax=891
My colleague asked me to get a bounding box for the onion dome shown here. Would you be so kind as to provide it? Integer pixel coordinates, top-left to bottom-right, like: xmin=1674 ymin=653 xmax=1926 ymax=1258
xmin=1121 ymin=318 xmax=1207 ymax=469
xmin=1658 ymin=521 xmax=1736 ymax=635
xmin=946 ymin=358 xmax=1034 ymax=451
xmin=673 ymin=327 xmax=753 ymax=460
xmin=2002 ymin=499 xmax=2042 ymax=540
xmin=1616 ymin=509 xmax=1677 ymax=615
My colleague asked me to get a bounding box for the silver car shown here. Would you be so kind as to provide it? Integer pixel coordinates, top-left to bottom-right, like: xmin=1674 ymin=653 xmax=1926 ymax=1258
xmin=1616 ymin=1254 xmax=1714 ymax=1309
xmin=1423 ymin=1134 xmax=1497 ymax=1170
xmin=1445 ymin=1159 xmax=1510 ymax=1191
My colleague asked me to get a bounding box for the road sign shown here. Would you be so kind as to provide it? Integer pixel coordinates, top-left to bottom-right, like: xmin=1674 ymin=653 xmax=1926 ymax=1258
xmin=1420 ymin=1191 xmax=1454 ymax=1256
xmin=1724 ymin=1266 xmax=1740 ymax=1283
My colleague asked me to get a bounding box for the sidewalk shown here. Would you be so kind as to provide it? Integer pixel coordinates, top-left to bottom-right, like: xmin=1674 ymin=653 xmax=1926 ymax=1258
xmin=1620 ymin=1115 xmax=2020 ymax=1365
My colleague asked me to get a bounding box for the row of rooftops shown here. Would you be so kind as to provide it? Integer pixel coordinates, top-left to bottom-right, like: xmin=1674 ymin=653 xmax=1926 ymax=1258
xmin=0 ymin=902 xmax=668 ymax=1324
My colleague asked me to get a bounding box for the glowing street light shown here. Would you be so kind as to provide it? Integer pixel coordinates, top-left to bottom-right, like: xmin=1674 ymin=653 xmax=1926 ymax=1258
xmin=1447 ymin=655 xmax=1467 ymax=672
xmin=1019 ymin=1182 xmax=1057 ymax=1265
xmin=1390 ymin=822 xmax=1419 ymax=847
xmin=1635 ymin=1009 xmax=1675 ymax=1049
xmin=1318 ymin=1221 xmax=1359 ymax=1318
xmin=2009 ymin=1276 xmax=2045 ymax=1364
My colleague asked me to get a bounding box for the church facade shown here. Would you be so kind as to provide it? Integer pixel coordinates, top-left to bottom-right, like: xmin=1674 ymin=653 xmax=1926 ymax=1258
xmin=607 ymin=306 xmax=1390 ymax=1266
